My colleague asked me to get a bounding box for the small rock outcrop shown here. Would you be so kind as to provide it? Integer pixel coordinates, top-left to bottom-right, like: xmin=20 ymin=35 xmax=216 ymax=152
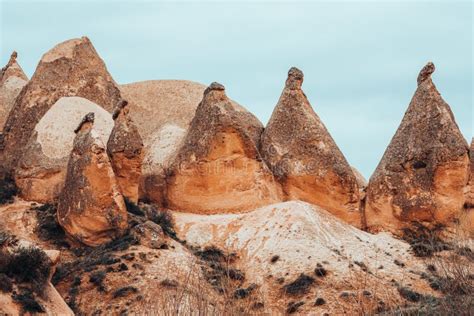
xmin=0 ymin=37 xmax=122 ymax=171
xmin=14 ymin=97 xmax=114 ymax=202
xmin=166 ymin=82 xmax=282 ymax=214
xmin=107 ymin=100 xmax=144 ymax=203
xmin=57 ymin=113 xmax=128 ymax=246
xmin=0 ymin=51 xmax=28 ymax=130
xmin=260 ymin=67 xmax=361 ymax=227
xmin=365 ymin=63 xmax=470 ymax=233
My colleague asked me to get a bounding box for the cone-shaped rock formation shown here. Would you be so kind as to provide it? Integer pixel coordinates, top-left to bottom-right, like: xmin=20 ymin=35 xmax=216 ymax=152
xmin=107 ymin=100 xmax=144 ymax=203
xmin=58 ymin=112 xmax=128 ymax=246
xmin=365 ymin=62 xmax=470 ymax=233
xmin=119 ymin=80 xmax=205 ymax=203
xmin=14 ymin=97 xmax=114 ymax=202
xmin=260 ymin=67 xmax=361 ymax=227
xmin=0 ymin=37 xmax=122 ymax=171
xmin=166 ymin=82 xmax=282 ymax=213
xmin=0 ymin=51 xmax=28 ymax=130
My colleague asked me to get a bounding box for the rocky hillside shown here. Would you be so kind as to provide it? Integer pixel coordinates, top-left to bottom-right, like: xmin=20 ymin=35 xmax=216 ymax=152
xmin=0 ymin=38 xmax=472 ymax=315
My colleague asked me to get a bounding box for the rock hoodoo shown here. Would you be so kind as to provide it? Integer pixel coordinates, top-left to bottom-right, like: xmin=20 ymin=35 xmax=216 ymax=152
xmin=166 ymin=82 xmax=282 ymax=214
xmin=365 ymin=62 xmax=470 ymax=233
xmin=260 ymin=67 xmax=361 ymax=227
xmin=107 ymin=100 xmax=144 ymax=203
xmin=0 ymin=37 xmax=122 ymax=171
xmin=14 ymin=97 xmax=114 ymax=203
xmin=0 ymin=51 xmax=28 ymax=131
xmin=57 ymin=112 xmax=127 ymax=247
xmin=119 ymin=80 xmax=207 ymax=203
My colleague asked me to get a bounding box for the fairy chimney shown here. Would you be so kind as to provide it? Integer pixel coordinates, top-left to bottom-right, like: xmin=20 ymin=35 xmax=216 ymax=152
xmin=0 ymin=37 xmax=122 ymax=171
xmin=57 ymin=112 xmax=128 ymax=246
xmin=365 ymin=62 xmax=470 ymax=233
xmin=165 ymin=82 xmax=282 ymax=214
xmin=107 ymin=100 xmax=144 ymax=203
xmin=260 ymin=67 xmax=361 ymax=227
xmin=0 ymin=51 xmax=28 ymax=131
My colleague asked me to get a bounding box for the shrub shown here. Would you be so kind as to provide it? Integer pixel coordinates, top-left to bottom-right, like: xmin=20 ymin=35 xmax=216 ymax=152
xmin=233 ymin=284 xmax=257 ymax=299
xmin=124 ymin=198 xmax=145 ymax=216
xmin=112 ymin=286 xmax=138 ymax=298
xmin=89 ymin=270 xmax=106 ymax=289
xmin=0 ymin=273 xmax=13 ymax=292
xmin=149 ymin=208 xmax=177 ymax=240
xmin=283 ymin=274 xmax=315 ymax=296
xmin=270 ymin=255 xmax=280 ymax=263
xmin=0 ymin=246 xmax=51 ymax=294
xmin=314 ymin=263 xmax=328 ymax=277
xmin=194 ymin=246 xmax=225 ymax=262
xmin=33 ymin=203 xmax=67 ymax=246
xmin=402 ymin=222 xmax=450 ymax=257
xmin=314 ymin=297 xmax=326 ymax=306
xmin=398 ymin=286 xmax=422 ymax=302
xmin=0 ymin=173 xmax=17 ymax=205
xmin=12 ymin=289 xmax=45 ymax=313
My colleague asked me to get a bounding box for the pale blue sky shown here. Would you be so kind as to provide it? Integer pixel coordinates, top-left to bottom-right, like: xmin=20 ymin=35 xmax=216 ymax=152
xmin=1 ymin=0 xmax=472 ymax=178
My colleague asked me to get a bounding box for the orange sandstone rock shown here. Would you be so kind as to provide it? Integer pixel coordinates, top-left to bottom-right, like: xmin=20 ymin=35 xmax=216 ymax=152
xmin=0 ymin=37 xmax=121 ymax=171
xmin=261 ymin=67 xmax=361 ymax=227
xmin=166 ymin=82 xmax=282 ymax=214
xmin=107 ymin=100 xmax=144 ymax=203
xmin=365 ymin=62 xmax=470 ymax=233
xmin=57 ymin=113 xmax=128 ymax=246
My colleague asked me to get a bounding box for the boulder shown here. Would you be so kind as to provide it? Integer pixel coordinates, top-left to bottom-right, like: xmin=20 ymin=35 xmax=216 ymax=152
xmin=166 ymin=82 xmax=282 ymax=214
xmin=0 ymin=51 xmax=28 ymax=131
xmin=131 ymin=220 xmax=165 ymax=249
xmin=57 ymin=113 xmax=127 ymax=246
xmin=107 ymin=100 xmax=144 ymax=203
xmin=14 ymin=97 xmax=114 ymax=202
xmin=0 ymin=37 xmax=122 ymax=171
xmin=119 ymin=80 xmax=207 ymax=203
xmin=260 ymin=67 xmax=361 ymax=227
xmin=365 ymin=62 xmax=470 ymax=233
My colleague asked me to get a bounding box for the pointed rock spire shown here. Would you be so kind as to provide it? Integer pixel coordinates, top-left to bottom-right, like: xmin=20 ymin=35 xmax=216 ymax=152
xmin=0 ymin=51 xmax=28 ymax=84
xmin=58 ymin=113 xmax=128 ymax=246
xmin=366 ymin=63 xmax=470 ymax=233
xmin=107 ymin=99 xmax=144 ymax=203
xmin=166 ymin=82 xmax=282 ymax=214
xmin=0 ymin=37 xmax=122 ymax=171
xmin=260 ymin=67 xmax=361 ymax=227
xmin=0 ymin=51 xmax=28 ymax=131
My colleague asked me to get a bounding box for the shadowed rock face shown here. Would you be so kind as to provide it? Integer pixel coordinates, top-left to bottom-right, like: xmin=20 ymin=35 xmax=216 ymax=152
xmin=0 ymin=52 xmax=28 ymax=131
xmin=166 ymin=82 xmax=282 ymax=214
xmin=260 ymin=67 xmax=361 ymax=227
xmin=0 ymin=37 xmax=122 ymax=171
xmin=57 ymin=113 xmax=127 ymax=247
xmin=14 ymin=97 xmax=114 ymax=203
xmin=107 ymin=100 xmax=144 ymax=203
xmin=366 ymin=63 xmax=470 ymax=233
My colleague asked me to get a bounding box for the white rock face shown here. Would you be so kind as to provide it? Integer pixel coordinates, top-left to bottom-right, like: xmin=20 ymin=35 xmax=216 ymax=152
xmin=174 ymin=201 xmax=433 ymax=313
xmin=35 ymin=97 xmax=114 ymax=159
xmin=14 ymin=97 xmax=114 ymax=202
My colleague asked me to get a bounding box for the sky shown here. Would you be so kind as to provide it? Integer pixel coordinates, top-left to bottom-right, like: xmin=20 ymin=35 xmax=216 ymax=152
xmin=1 ymin=0 xmax=472 ymax=178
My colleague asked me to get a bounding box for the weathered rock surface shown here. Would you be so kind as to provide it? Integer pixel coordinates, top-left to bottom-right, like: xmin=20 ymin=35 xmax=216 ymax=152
xmin=14 ymin=97 xmax=114 ymax=203
xmin=0 ymin=52 xmax=28 ymax=131
xmin=166 ymin=82 xmax=282 ymax=213
xmin=366 ymin=63 xmax=470 ymax=233
xmin=107 ymin=100 xmax=144 ymax=203
xmin=174 ymin=201 xmax=436 ymax=314
xmin=57 ymin=113 xmax=127 ymax=246
xmin=119 ymin=80 xmax=210 ymax=203
xmin=261 ymin=67 xmax=361 ymax=226
xmin=0 ymin=37 xmax=122 ymax=171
